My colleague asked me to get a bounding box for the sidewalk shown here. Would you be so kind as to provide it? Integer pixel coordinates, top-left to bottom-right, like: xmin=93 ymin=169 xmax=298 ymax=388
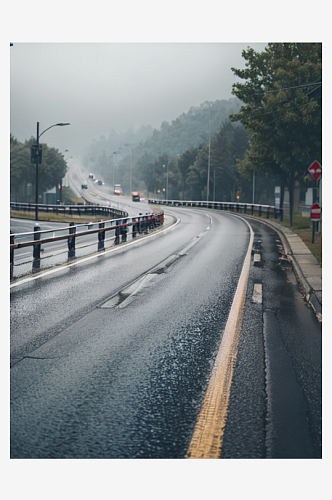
xmin=259 ymin=219 xmax=322 ymax=322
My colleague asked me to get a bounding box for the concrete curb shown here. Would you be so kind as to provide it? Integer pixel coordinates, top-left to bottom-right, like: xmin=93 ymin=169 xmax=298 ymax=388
xmin=243 ymin=216 xmax=322 ymax=322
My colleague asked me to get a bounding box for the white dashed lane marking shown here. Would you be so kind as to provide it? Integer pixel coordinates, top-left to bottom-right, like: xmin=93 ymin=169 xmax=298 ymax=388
xmin=252 ymin=283 xmax=262 ymax=304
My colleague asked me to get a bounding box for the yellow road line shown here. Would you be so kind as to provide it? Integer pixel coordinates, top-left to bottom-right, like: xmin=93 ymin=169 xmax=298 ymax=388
xmin=186 ymin=219 xmax=254 ymax=459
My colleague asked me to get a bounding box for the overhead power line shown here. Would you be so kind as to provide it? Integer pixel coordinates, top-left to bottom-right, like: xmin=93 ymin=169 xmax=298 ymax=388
xmin=254 ymin=79 xmax=322 ymax=95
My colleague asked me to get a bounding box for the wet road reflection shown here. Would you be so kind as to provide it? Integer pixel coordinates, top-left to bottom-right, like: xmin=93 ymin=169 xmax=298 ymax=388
xmin=11 ymin=209 xmax=249 ymax=458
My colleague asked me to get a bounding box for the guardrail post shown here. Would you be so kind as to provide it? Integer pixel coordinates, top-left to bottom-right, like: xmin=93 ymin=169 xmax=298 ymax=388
xmin=138 ymin=214 xmax=143 ymax=234
xmin=98 ymin=221 xmax=105 ymax=251
xmin=10 ymin=231 xmax=14 ymax=266
xmin=132 ymin=218 xmax=137 ymax=238
xmin=149 ymin=213 xmax=154 ymax=230
xmin=68 ymin=222 xmax=76 ymax=258
xmin=115 ymin=220 xmax=120 ymax=245
xmin=32 ymin=224 xmax=41 ymax=271
xmin=157 ymin=212 xmax=163 ymax=226
xmin=10 ymin=231 xmax=14 ymax=278
xmin=121 ymin=220 xmax=128 ymax=242
xmin=33 ymin=224 xmax=41 ymax=260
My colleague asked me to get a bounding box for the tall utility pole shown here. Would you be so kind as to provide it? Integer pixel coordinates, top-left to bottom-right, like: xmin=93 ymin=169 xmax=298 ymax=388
xmin=113 ymin=152 xmax=117 ymax=188
xmin=35 ymin=122 xmax=40 ymax=220
xmin=206 ymin=119 xmax=211 ymax=202
xmin=119 ymin=145 xmax=133 ymax=194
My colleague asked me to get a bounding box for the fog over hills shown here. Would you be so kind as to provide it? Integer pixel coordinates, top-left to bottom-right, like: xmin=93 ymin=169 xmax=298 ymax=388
xmin=10 ymin=43 xmax=267 ymax=156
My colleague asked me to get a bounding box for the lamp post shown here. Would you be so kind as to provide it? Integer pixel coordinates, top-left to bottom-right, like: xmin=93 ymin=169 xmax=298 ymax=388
xmin=33 ymin=122 xmax=70 ymax=220
xmin=113 ymin=152 xmax=117 ymax=188
xmin=119 ymin=145 xmax=133 ymax=195
xmin=207 ymin=120 xmax=211 ymax=202
xmin=63 ymin=155 xmax=72 ymax=188
xmin=166 ymin=154 xmax=180 ymax=201
xmin=58 ymin=150 xmax=69 ymax=202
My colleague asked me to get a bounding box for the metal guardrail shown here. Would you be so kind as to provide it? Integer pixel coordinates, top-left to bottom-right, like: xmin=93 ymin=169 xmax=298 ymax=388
xmin=10 ymin=198 xmax=282 ymax=280
xmin=148 ymin=199 xmax=283 ymax=221
xmin=10 ymin=211 xmax=164 ymax=280
xmin=10 ymin=201 xmax=127 ymax=219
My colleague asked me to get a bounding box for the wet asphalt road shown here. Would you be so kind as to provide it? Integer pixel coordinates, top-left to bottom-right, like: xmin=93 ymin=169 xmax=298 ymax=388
xmin=10 ymin=208 xmax=248 ymax=458
xmin=221 ymin=218 xmax=322 ymax=458
xmin=10 ymin=208 xmax=322 ymax=458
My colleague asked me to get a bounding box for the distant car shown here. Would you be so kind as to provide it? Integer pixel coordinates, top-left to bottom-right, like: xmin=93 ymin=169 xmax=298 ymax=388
xmin=95 ymin=180 xmax=103 ymax=185
xmin=132 ymin=191 xmax=140 ymax=202
xmin=114 ymin=184 xmax=122 ymax=195
xmin=81 ymin=184 xmax=88 ymax=189
xmin=88 ymin=173 xmax=94 ymax=179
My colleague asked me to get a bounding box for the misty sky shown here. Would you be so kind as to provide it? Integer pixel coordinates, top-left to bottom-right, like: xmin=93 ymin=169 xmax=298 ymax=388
xmin=10 ymin=42 xmax=267 ymax=155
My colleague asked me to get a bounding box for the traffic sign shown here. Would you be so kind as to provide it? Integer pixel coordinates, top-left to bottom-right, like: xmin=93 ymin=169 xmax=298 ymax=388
xmin=308 ymin=161 xmax=322 ymax=181
xmin=310 ymin=203 xmax=321 ymax=221
xmin=30 ymin=144 xmax=42 ymax=164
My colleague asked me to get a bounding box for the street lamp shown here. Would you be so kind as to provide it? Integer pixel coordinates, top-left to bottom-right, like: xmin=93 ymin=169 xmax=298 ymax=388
xmin=119 ymin=145 xmax=133 ymax=195
xmin=207 ymin=120 xmax=211 ymax=202
xmin=113 ymin=152 xmax=117 ymax=188
xmin=33 ymin=122 xmax=70 ymax=220
xmin=166 ymin=154 xmax=180 ymax=201
xmin=63 ymin=156 xmax=72 ymax=188
xmin=58 ymin=150 xmax=69 ymax=201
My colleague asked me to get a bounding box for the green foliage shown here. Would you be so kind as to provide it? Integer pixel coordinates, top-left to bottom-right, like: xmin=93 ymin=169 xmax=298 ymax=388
xmin=178 ymin=148 xmax=198 ymax=199
xmin=83 ymin=99 xmax=243 ymax=196
xmin=10 ymin=134 xmax=68 ymax=202
xmin=140 ymin=99 xmax=242 ymax=160
xmin=132 ymin=103 xmax=249 ymax=200
xmin=230 ymin=43 xmax=322 ymax=223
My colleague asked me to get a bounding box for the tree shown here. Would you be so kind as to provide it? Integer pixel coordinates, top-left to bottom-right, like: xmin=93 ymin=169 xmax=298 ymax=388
xmin=231 ymin=43 xmax=322 ymax=225
xmin=10 ymin=136 xmax=33 ymax=200
xmin=181 ymin=121 xmax=249 ymax=202
xmin=177 ymin=148 xmax=198 ymax=199
xmin=186 ymin=162 xmax=204 ymax=200
xmin=211 ymin=121 xmax=249 ymax=201
xmin=10 ymin=135 xmax=68 ymax=202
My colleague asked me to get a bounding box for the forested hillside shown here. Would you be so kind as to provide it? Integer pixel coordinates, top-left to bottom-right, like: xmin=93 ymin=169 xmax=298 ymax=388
xmin=136 ymin=98 xmax=242 ymax=158
xmin=84 ymin=97 xmax=244 ymax=199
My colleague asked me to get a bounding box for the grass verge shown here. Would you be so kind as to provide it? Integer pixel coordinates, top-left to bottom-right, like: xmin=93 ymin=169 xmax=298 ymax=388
xmin=10 ymin=210 xmax=104 ymax=224
xmin=278 ymin=214 xmax=322 ymax=266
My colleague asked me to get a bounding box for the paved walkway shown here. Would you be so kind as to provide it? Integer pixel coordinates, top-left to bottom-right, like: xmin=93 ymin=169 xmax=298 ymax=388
xmin=259 ymin=219 xmax=322 ymax=322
